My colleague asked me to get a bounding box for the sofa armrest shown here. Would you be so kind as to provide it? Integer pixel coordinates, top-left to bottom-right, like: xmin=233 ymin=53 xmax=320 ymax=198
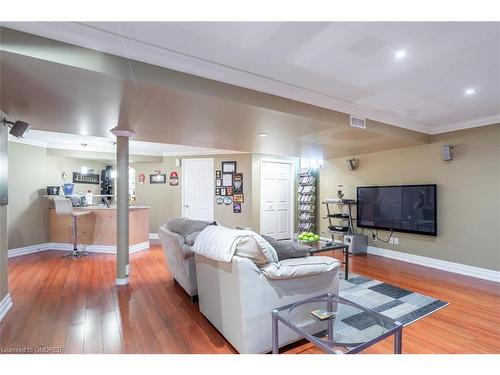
xmin=259 ymin=256 xmax=339 ymax=280
xmin=159 ymin=225 xmax=184 ymax=245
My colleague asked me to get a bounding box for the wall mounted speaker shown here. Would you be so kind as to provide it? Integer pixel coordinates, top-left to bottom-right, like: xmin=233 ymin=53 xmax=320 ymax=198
xmin=3 ymin=119 xmax=30 ymax=138
xmin=441 ymin=145 xmax=453 ymax=161
xmin=346 ymin=158 xmax=359 ymax=171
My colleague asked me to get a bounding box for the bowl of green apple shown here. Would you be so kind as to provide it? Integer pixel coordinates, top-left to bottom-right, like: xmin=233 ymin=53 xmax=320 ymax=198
xmin=297 ymin=232 xmax=320 ymax=244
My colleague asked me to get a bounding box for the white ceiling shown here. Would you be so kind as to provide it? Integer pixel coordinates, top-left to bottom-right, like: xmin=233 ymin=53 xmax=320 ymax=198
xmin=9 ymin=129 xmax=243 ymax=156
xmin=3 ymin=21 xmax=500 ymax=134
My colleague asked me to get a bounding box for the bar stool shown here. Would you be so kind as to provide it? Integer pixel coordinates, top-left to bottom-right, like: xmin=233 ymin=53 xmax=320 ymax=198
xmin=53 ymin=198 xmax=92 ymax=258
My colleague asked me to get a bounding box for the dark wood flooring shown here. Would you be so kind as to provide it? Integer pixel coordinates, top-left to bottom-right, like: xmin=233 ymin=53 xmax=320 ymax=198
xmin=1 ymin=245 xmax=499 ymax=354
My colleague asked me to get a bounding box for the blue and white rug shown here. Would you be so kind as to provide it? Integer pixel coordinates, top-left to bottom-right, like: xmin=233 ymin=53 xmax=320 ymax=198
xmin=339 ymin=273 xmax=449 ymax=326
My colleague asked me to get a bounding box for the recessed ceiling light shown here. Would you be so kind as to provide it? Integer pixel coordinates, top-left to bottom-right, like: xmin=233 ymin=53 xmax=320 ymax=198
xmin=80 ymin=143 xmax=88 ymax=147
xmin=258 ymin=132 xmax=268 ymax=137
xmin=394 ymin=49 xmax=407 ymax=60
xmin=464 ymin=88 xmax=476 ymax=96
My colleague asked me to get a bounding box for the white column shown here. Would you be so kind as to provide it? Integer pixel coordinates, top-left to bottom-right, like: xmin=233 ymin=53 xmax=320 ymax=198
xmin=111 ymin=128 xmax=135 ymax=286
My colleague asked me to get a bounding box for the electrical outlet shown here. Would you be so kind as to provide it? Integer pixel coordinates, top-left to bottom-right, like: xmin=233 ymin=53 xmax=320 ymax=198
xmin=372 ymin=233 xmax=377 ymax=241
xmin=394 ymin=237 xmax=399 ymax=245
xmin=389 ymin=237 xmax=394 ymax=244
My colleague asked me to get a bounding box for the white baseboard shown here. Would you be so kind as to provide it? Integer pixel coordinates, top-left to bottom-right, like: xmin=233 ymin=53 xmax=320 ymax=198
xmin=149 ymin=233 xmax=159 ymax=240
xmin=0 ymin=293 xmax=13 ymax=322
xmin=367 ymin=246 xmax=500 ymax=283
xmin=116 ymin=277 xmax=129 ymax=286
xmin=129 ymin=241 xmax=150 ymax=253
xmin=51 ymin=242 xmax=150 ymax=254
xmin=7 ymin=243 xmax=49 ymax=258
xmin=8 ymin=241 xmax=150 ymax=258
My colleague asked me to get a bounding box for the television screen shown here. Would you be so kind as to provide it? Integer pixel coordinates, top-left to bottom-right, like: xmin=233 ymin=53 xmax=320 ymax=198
xmin=357 ymin=185 xmax=437 ymax=236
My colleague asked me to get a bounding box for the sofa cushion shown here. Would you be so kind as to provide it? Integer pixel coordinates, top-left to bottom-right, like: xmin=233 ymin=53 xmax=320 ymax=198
xmin=185 ymin=230 xmax=202 ymax=246
xmin=259 ymin=256 xmax=339 ymax=280
xmin=261 ymin=235 xmax=311 ymax=261
xmin=166 ymin=217 xmax=214 ymax=239
xmin=234 ymin=236 xmax=270 ymax=265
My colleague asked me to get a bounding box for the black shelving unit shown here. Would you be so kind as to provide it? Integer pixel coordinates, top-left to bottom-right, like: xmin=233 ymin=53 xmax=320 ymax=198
xmin=323 ymin=199 xmax=356 ymax=242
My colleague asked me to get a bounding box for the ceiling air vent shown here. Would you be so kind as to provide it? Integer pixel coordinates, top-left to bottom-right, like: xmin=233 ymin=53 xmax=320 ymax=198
xmin=349 ymin=115 xmax=366 ymax=129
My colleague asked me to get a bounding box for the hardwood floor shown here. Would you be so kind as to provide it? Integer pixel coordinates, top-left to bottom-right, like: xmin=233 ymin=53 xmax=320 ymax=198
xmin=1 ymin=245 xmax=499 ymax=354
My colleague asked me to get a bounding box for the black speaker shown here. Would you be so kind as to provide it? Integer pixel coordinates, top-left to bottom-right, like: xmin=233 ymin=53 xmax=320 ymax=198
xmin=9 ymin=120 xmax=30 ymax=138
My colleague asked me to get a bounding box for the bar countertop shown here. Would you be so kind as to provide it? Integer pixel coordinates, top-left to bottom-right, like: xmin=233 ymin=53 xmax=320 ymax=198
xmin=49 ymin=205 xmax=151 ymax=211
xmin=78 ymin=205 xmax=151 ymax=210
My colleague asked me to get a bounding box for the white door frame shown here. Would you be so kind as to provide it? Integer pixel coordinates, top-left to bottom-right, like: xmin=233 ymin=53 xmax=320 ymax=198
xmin=181 ymin=158 xmax=214 ymax=221
xmin=259 ymin=158 xmax=295 ymax=239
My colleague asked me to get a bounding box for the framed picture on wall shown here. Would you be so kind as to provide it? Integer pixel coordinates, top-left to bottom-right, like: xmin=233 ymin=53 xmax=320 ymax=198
xmin=226 ymin=187 xmax=233 ymax=196
xmin=233 ymin=173 xmax=243 ymax=194
xmin=216 ymin=170 xmax=222 ymax=178
xmin=150 ymin=174 xmax=166 ymax=184
xmin=216 ymin=179 xmax=222 ymax=187
xmin=220 ymin=188 xmax=227 ymax=196
xmin=222 ymin=173 xmax=233 ymax=187
xmin=222 ymin=161 xmax=237 ymax=174
xmin=215 ymin=188 xmax=221 ymax=196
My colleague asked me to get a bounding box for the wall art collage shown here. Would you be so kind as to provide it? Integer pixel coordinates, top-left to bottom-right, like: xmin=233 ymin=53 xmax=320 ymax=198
xmin=215 ymin=161 xmax=243 ymax=213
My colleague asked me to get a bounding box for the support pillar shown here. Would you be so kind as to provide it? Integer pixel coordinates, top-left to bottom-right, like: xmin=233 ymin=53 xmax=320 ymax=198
xmin=111 ymin=128 xmax=135 ymax=286
xmin=0 ymin=112 xmax=11 ymax=312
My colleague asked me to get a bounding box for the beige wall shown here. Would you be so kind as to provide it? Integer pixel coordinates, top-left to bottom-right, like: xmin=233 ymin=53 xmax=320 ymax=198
xmin=319 ymin=125 xmax=500 ymax=271
xmin=132 ymin=153 xmax=254 ymax=233
xmin=7 ymin=142 xmax=107 ymax=249
xmin=0 ymin=117 xmax=8 ymax=301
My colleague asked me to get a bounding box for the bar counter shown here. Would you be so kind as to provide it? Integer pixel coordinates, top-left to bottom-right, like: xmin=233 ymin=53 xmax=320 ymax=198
xmin=49 ymin=205 xmax=150 ymax=251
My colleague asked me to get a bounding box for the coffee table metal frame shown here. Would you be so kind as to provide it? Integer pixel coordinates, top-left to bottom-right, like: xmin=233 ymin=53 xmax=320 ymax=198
xmin=271 ymin=293 xmax=403 ymax=354
xmin=309 ymin=241 xmax=350 ymax=280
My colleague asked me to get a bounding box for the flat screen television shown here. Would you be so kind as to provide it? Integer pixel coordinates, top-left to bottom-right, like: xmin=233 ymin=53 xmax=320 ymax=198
xmin=357 ymin=185 xmax=437 ymax=236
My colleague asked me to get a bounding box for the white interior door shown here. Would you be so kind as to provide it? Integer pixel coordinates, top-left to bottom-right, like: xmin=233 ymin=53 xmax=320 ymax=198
xmin=182 ymin=158 xmax=214 ymax=221
xmin=260 ymin=160 xmax=293 ymax=240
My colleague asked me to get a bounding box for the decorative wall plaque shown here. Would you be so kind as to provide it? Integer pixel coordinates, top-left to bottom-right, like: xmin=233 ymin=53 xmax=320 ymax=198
xmin=73 ymin=171 xmax=100 ymax=185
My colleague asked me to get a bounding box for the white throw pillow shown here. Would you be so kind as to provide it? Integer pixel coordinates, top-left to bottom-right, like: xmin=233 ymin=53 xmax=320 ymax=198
xmin=234 ymin=235 xmax=278 ymax=265
xmin=234 ymin=237 xmax=269 ymax=265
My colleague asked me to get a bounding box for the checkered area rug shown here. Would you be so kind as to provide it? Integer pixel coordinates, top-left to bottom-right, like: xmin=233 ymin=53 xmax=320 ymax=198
xmin=339 ymin=273 xmax=449 ymax=326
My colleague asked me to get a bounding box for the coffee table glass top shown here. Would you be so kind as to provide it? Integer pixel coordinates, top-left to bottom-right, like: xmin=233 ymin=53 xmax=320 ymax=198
xmin=275 ymin=294 xmax=400 ymax=350
xmin=292 ymin=239 xmax=347 ymax=252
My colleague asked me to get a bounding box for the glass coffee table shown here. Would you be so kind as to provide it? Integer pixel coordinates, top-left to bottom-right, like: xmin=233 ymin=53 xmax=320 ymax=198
xmin=295 ymin=240 xmax=350 ymax=279
xmin=308 ymin=241 xmax=350 ymax=280
xmin=272 ymin=293 xmax=403 ymax=354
